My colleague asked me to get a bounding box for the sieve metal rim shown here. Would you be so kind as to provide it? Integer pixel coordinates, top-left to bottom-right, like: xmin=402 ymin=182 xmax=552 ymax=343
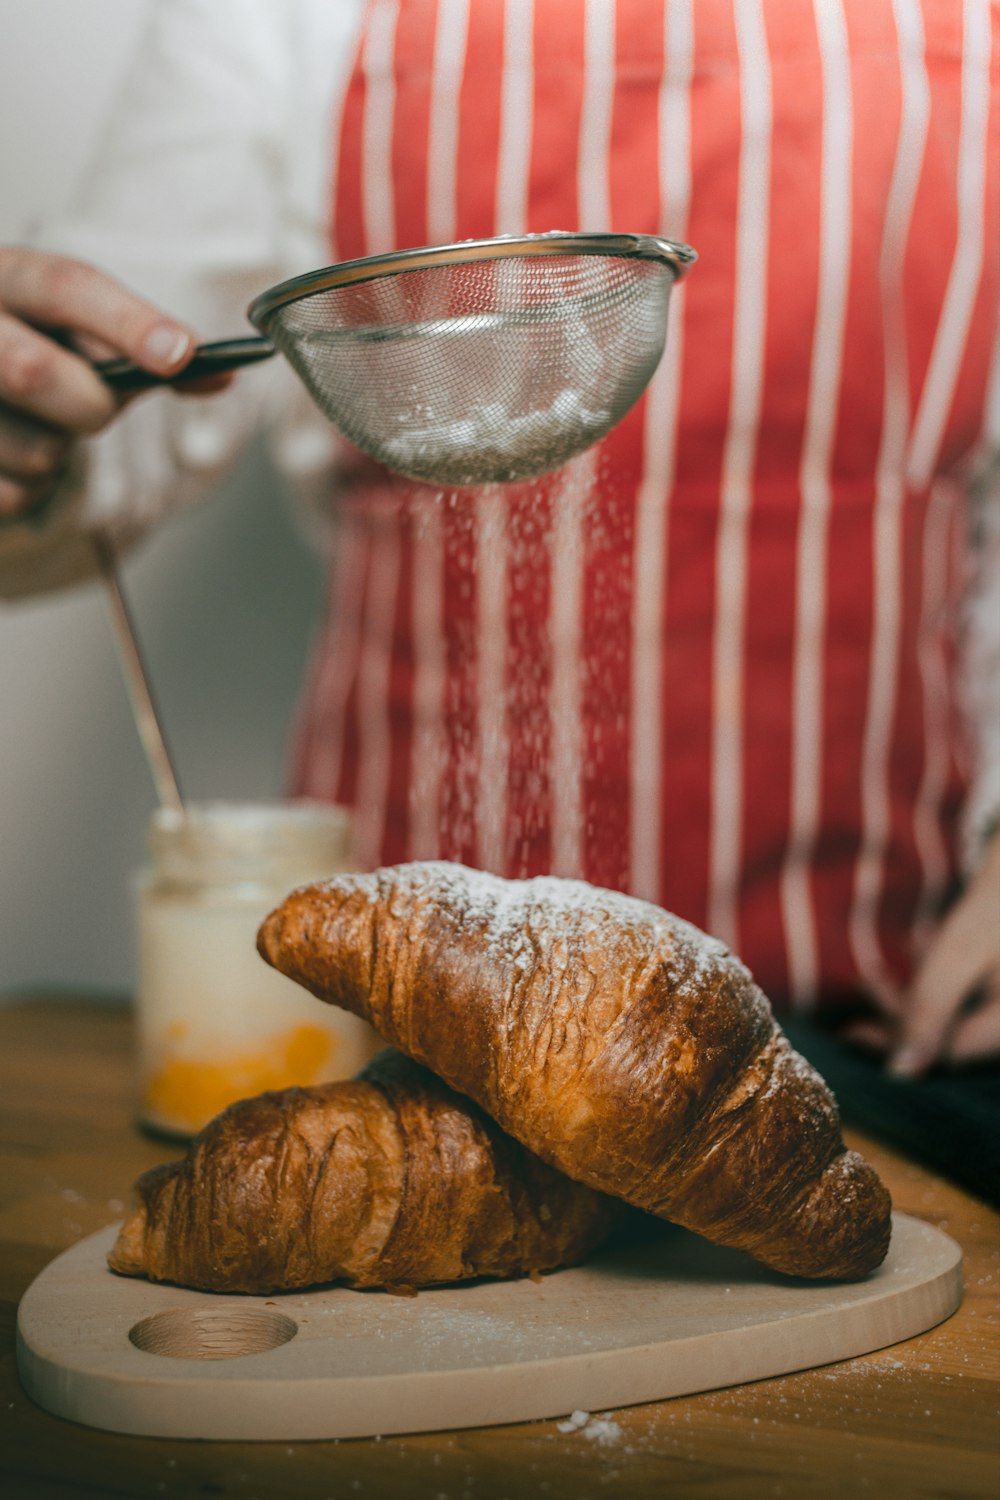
xmin=247 ymin=231 xmax=696 ymax=331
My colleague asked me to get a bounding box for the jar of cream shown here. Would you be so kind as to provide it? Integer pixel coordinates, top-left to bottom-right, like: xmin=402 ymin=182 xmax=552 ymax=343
xmin=134 ymin=800 xmax=380 ymax=1137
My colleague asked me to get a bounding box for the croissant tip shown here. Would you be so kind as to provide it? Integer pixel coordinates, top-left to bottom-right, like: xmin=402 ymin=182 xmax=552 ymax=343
xmin=256 ymin=905 xmax=284 ymax=967
xmin=107 ymin=1203 xmax=149 ymax=1278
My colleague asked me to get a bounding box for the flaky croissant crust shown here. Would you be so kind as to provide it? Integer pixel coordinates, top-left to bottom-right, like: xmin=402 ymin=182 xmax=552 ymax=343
xmin=258 ymin=862 xmax=892 ymax=1279
xmin=108 ymin=1049 xmax=620 ymax=1294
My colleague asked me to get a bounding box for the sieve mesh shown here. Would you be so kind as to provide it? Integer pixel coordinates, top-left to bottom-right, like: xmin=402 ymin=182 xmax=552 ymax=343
xmin=253 ymin=240 xmax=689 ymax=486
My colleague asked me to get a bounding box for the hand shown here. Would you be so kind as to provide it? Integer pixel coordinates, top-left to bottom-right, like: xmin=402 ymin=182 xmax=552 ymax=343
xmin=843 ymin=830 xmax=1000 ymax=1074
xmin=0 ymin=247 xmax=228 ymax=520
xmin=889 ymin=829 xmax=1000 ymax=1075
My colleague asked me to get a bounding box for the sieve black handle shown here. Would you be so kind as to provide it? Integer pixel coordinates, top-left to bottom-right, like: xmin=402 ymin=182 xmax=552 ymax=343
xmin=95 ymin=336 xmax=275 ymax=392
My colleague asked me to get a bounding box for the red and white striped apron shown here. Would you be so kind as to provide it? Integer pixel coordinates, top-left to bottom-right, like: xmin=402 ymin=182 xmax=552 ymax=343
xmin=290 ymin=0 xmax=999 ymax=1014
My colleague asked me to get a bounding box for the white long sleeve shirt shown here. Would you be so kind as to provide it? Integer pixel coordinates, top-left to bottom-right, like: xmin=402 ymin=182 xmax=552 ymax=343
xmin=0 ymin=0 xmax=366 ymax=597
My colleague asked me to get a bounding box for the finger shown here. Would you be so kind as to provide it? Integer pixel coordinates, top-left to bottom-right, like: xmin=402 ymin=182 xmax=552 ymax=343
xmin=0 ymin=312 xmax=119 ymax=433
xmin=838 ymin=1018 xmax=894 ymax=1055
xmin=889 ymin=1026 xmax=948 ymax=1078
xmin=889 ymin=982 xmax=963 ymax=1077
xmin=0 ymin=406 xmax=70 ymax=482
xmin=946 ymin=984 xmax=1000 ymax=1066
xmin=912 ymin=899 xmax=997 ymax=1015
xmin=891 ymin=897 xmax=999 ymax=1077
xmin=0 ymin=473 xmax=55 ymax=520
xmin=0 ymin=247 xmax=194 ymax=375
xmin=891 ymin=952 xmax=993 ymax=1077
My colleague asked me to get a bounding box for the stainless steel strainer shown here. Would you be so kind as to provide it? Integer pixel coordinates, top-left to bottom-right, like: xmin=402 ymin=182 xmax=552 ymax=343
xmin=100 ymin=231 xmax=695 ymax=486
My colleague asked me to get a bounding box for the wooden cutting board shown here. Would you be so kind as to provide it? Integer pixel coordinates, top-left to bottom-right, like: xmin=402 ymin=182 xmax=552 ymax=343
xmin=16 ymin=1212 xmax=960 ymax=1442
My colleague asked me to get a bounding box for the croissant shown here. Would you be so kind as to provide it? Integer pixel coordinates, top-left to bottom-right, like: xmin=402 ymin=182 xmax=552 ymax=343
xmin=108 ymin=1048 xmax=620 ymax=1293
xmin=258 ymin=861 xmax=892 ymax=1280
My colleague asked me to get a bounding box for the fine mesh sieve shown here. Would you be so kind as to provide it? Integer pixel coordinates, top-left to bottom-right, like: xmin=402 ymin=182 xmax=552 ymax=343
xmin=101 ymin=231 xmax=696 ymax=486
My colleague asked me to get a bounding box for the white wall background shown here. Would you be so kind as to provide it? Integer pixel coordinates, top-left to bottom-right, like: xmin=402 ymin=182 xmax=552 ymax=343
xmin=0 ymin=1 xmax=326 ymax=998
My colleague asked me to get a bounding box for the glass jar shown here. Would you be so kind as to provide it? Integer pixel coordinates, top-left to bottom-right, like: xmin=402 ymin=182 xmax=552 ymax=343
xmin=134 ymin=800 xmax=380 ymax=1138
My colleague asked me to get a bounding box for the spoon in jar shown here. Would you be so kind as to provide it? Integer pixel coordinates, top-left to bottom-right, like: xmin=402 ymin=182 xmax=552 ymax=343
xmin=91 ymin=529 xmax=184 ymax=814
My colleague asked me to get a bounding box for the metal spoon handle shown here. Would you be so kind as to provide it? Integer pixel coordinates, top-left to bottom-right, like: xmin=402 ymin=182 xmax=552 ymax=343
xmin=91 ymin=531 xmax=184 ymax=814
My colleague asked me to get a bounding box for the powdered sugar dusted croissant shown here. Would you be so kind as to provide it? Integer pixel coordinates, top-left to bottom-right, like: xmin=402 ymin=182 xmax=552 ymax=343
xmin=108 ymin=1049 xmax=620 ymax=1293
xmin=258 ymin=862 xmax=892 ymax=1279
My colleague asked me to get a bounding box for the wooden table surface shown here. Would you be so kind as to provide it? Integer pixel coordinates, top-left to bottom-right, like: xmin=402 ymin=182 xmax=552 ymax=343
xmin=1 ymin=998 xmax=997 ymax=1500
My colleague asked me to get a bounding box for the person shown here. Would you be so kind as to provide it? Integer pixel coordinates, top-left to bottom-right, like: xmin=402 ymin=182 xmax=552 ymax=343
xmin=1 ymin=0 xmax=997 ymax=1074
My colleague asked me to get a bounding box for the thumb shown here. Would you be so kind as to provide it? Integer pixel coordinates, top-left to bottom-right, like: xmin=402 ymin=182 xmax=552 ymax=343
xmin=0 ymin=248 xmax=195 ymax=375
